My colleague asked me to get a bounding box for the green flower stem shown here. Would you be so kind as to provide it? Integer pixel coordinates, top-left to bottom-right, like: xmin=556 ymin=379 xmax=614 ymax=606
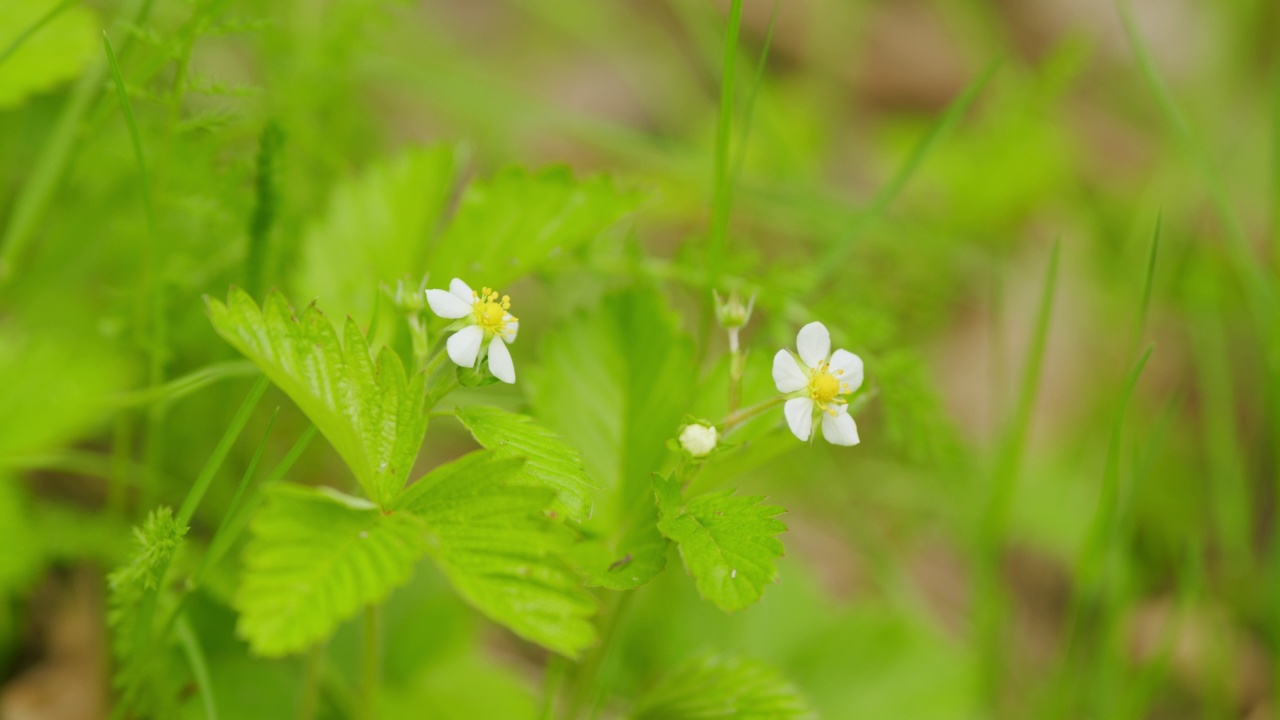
xmin=722 ymin=395 xmax=786 ymax=434
xmin=408 ymin=314 xmax=431 ymax=374
xmin=728 ymin=329 xmax=745 ymax=415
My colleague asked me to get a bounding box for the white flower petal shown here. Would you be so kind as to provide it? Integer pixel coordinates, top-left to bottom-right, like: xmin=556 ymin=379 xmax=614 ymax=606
xmin=772 ymin=349 xmax=807 ymax=393
xmin=796 ymin=321 xmax=831 ymax=368
xmin=821 ymin=407 xmax=860 ymax=446
xmin=502 ymin=316 xmax=518 ymax=344
xmin=446 ymin=325 xmax=484 ymax=367
xmin=784 ymin=397 xmax=814 ymax=441
xmin=426 ymin=289 xmax=473 ymax=319
xmin=487 ymin=335 xmax=516 ymax=384
xmin=828 ymin=349 xmax=864 ymax=394
xmin=449 ymin=278 xmax=474 ymax=304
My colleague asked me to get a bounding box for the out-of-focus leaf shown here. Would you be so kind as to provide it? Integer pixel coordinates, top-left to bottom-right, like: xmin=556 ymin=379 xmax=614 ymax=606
xmin=528 ymin=289 xmax=693 ymax=589
xmin=294 ymin=145 xmax=459 ymax=322
xmin=428 ymin=166 xmax=639 ymax=290
xmin=205 ymin=288 xmax=426 ymax=506
xmin=453 ymin=404 xmax=598 ymax=523
xmin=394 ymin=450 xmax=598 ymax=658
xmin=653 ymin=474 xmax=786 ymax=612
xmin=0 ymin=0 xmax=97 ymax=109
xmin=632 ymin=655 xmax=816 ymax=720
xmin=235 ymin=484 xmax=428 ymax=657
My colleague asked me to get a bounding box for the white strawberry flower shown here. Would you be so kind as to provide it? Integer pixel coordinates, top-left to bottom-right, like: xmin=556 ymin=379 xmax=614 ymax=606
xmin=771 ymin=321 xmax=862 ymax=446
xmin=425 ymin=278 xmax=519 ymax=384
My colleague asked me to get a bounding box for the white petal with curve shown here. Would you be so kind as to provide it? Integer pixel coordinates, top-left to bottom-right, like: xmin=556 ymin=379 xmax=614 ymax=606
xmin=772 ymin=349 xmax=808 ymax=393
xmin=796 ymin=322 xmax=831 ymax=368
xmin=426 ymin=289 xmax=472 ymax=319
xmin=784 ymin=397 xmax=814 ymax=441
xmin=487 ymin=335 xmax=516 ymax=384
xmin=446 ymin=325 xmax=484 ymax=367
xmin=449 ymin=278 xmax=474 ymax=304
xmin=828 ymin=349 xmax=864 ymax=394
xmin=821 ymin=407 xmax=860 ymax=446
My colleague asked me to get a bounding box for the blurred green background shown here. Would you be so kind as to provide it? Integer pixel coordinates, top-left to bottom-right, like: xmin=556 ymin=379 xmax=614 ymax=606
xmin=1 ymin=0 xmax=1278 ymax=717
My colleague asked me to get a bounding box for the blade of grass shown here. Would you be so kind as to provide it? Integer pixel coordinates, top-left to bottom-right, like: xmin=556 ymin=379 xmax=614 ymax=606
xmin=201 ymin=424 xmax=318 ymax=575
xmin=1131 ymin=213 xmax=1160 ymax=357
xmin=974 ymin=240 xmax=1060 ymax=709
xmin=175 ymin=614 xmax=219 ymax=720
xmin=176 ymin=376 xmax=269 ymax=526
xmin=110 ymin=361 xmax=258 ymax=408
xmin=706 ymin=0 xmax=743 ymax=286
xmin=191 ymin=407 xmax=279 ymax=586
xmin=105 ymin=28 xmax=168 ymax=511
xmin=0 ymin=0 xmax=79 ymax=67
xmin=817 ymin=60 xmax=1000 ymax=281
xmin=728 ymin=0 xmax=780 ymax=191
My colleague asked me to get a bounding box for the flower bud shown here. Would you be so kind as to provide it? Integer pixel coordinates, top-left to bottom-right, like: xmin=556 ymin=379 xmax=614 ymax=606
xmin=678 ymin=422 xmax=719 ymax=458
xmin=384 ymin=276 xmax=427 ymax=314
xmin=713 ymin=289 xmax=755 ymax=330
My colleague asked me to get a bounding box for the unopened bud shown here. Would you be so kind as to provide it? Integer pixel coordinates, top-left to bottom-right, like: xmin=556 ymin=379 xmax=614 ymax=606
xmin=384 ymin=276 xmax=427 ymax=314
xmin=678 ymin=422 xmax=719 ymax=458
xmin=713 ymin=289 xmax=755 ymax=330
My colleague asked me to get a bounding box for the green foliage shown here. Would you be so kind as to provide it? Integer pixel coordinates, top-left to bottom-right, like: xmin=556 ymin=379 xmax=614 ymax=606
xmin=428 ymin=167 xmax=640 ymax=290
xmin=0 ymin=0 xmax=96 ymax=109
xmin=294 ymin=145 xmax=459 ymax=322
xmin=633 ymin=655 xmax=816 ymax=720
xmin=108 ymin=507 xmax=189 ymax=717
xmin=394 ymin=450 xmax=598 ymax=658
xmin=453 ymin=404 xmax=598 ymax=523
xmin=206 ymin=288 xmax=427 ymax=506
xmin=653 ymin=474 xmax=786 ymax=612
xmin=234 ymin=484 xmax=428 ymax=657
xmin=0 ymin=477 xmax=39 ymax=595
xmin=529 ymin=289 xmax=694 ymax=589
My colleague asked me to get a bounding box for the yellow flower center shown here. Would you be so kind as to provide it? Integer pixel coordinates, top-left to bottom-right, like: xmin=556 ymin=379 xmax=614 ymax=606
xmin=807 ymin=359 xmax=849 ymax=413
xmin=473 ymin=287 xmax=516 ymax=336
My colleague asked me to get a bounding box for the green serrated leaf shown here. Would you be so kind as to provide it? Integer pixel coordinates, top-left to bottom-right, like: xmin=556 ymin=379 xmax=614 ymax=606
xmin=654 ymin=474 xmax=787 ymax=612
xmin=396 ymin=450 xmax=598 ymax=658
xmin=454 ymin=405 xmax=598 ymax=523
xmin=428 ymin=166 xmax=640 ymax=290
xmin=108 ymin=507 xmax=189 ymax=717
xmin=633 ymin=655 xmax=817 ymax=720
xmin=235 ymin=484 xmax=428 ymax=657
xmin=529 ymin=289 xmax=693 ymax=589
xmin=205 ymin=288 xmax=426 ymax=506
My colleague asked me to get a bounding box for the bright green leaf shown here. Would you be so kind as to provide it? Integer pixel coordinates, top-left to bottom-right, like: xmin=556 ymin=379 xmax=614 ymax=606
xmin=428 ymin=166 xmax=639 ymax=290
xmin=395 ymin=450 xmax=598 ymax=658
xmin=235 ymin=484 xmax=428 ymax=657
xmin=453 ymin=405 xmax=598 ymax=523
xmin=205 ymin=288 xmax=426 ymax=506
xmin=633 ymin=655 xmax=816 ymax=720
xmin=0 ymin=0 xmax=97 ymax=109
xmin=653 ymin=474 xmax=787 ymax=612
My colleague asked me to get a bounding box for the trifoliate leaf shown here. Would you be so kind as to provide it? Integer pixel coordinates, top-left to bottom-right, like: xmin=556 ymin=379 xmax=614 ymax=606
xmin=653 ymin=475 xmax=787 ymax=612
xmin=108 ymin=507 xmax=189 ymax=718
xmin=205 ymin=288 xmax=426 ymax=506
xmin=528 ymin=289 xmax=694 ymax=589
xmin=294 ymin=146 xmax=459 ymax=324
xmin=0 ymin=1 xmax=97 ymax=109
xmin=633 ymin=655 xmax=816 ymax=720
xmin=453 ymin=405 xmax=597 ymax=523
xmin=235 ymin=484 xmax=429 ymax=657
xmin=428 ymin=166 xmax=640 ymax=290
xmin=394 ymin=450 xmax=598 ymax=658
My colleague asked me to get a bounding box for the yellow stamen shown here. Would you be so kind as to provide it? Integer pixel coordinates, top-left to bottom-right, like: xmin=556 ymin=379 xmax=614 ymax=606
xmin=473 ymin=286 xmax=517 ymax=336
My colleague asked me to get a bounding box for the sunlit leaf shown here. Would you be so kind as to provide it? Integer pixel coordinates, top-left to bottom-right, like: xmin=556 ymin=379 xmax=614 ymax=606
xmin=653 ymin=474 xmax=786 ymax=612
xmin=0 ymin=0 xmax=97 ymax=109
xmin=235 ymin=484 xmax=428 ymax=657
xmin=205 ymin=288 xmax=426 ymax=506
xmin=633 ymin=655 xmax=816 ymax=720
xmin=395 ymin=450 xmax=598 ymax=658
